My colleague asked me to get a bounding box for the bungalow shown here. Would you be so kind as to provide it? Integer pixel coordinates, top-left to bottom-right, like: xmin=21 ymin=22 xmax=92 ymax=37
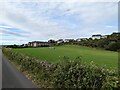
xmin=64 ymin=39 xmax=75 ymax=43
xmin=57 ymin=39 xmax=64 ymax=44
xmin=111 ymin=32 xmax=120 ymax=36
xmin=76 ymin=38 xmax=81 ymax=42
xmin=80 ymin=38 xmax=87 ymax=41
xmin=76 ymin=38 xmax=87 ymax=42
xmin=92 ymin=34 xmax=102 ymax=40
xmin=101 ymin=35 xmax=107 ymax=39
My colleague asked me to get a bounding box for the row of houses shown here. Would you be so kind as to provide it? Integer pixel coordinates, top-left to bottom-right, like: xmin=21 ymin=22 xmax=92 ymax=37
xmin=57 ymin=34 xmax=107 ymax=43
xmin=22 ymin=41 xmax=51 ymax=47
xmin=28 ymin=41 xmax=50 ymax=47
xmin=22 ymin=34 xmax=108 ymax=47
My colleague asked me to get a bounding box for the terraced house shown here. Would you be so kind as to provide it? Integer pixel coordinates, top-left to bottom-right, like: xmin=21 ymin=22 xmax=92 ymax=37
xmin=28 ymin=41 xmax=50 ymax=47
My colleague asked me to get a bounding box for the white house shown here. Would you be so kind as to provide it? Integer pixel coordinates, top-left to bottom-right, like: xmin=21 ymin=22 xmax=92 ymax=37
xmin=76 ymin=38 xmax=81 ymax=42
xmin=92 ymin=34 xmax=102 ymax=40
xmin=64 ymin=39 xmax=74 ymax=43
xmin=101 ymin=35 xmax=107 ymax=39
xmin=57 ymin=39 xmax=64 ymax=44
xmin=80 ymin=38 xmax=87 ymax=41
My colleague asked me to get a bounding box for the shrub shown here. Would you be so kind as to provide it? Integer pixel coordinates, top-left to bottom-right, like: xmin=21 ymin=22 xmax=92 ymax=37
xmin=106 ymin=42 xmax=120 ymax=51
xmin=52 ymin=61 xmax=118 ymax=89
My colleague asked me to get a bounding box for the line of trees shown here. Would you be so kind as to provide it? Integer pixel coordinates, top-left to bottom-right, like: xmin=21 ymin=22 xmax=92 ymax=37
xmin=78 ymin=33 xmax=120 ymax=51
xmin=58 ymin=33 xmax=120 ymax=51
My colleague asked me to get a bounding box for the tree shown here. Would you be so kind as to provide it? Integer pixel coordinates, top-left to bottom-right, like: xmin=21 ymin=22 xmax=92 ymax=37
xmin=106 ymin=42 xmax=120 ymax=51
xmin=48 ymin=39 xmax=56 ymax=46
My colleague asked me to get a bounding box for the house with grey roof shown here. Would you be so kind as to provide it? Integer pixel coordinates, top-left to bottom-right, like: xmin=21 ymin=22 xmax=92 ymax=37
xmin=28 ymin=41 xmax=50 ymax=47
xmin=92 ymin=34 xmax=102 ymax=40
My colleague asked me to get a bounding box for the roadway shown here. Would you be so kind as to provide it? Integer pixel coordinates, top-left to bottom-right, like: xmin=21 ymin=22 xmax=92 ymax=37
xmin=1 ymin=50 xmax=38 ymax=89
xmin=0 ymin=50 xmax=2 ymax=89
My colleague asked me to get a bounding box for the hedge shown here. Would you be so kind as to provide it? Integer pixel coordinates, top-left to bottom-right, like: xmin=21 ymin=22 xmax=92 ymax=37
xmin=2 ymin=48 xmax=119 ymax=89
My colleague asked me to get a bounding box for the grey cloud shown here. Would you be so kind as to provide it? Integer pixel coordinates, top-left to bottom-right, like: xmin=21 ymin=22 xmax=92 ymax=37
xmin=0 ymin=29 xmax=28 ymax=37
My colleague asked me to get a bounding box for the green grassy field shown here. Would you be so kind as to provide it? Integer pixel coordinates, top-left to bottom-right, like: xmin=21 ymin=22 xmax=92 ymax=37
xmin=13 ymin=45 xmax=118 ymax=69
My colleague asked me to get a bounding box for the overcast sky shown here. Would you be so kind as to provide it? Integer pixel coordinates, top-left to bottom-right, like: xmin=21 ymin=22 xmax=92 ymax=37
xmin=0 ymin=0 xmax=118 ymax=45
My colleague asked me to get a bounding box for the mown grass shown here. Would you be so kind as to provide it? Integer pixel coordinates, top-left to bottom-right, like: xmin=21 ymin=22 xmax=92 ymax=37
xmin=13 ymin=45 xmax=118 ymax=69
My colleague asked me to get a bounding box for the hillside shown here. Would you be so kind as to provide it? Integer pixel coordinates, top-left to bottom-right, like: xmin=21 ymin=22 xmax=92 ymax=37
xmin=13 ymin=45 xmax=118 ymax=69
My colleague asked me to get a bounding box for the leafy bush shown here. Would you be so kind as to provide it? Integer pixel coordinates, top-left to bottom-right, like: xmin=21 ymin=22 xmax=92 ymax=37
xmin=2 ymin=48 xmax=119 ymax=89
xmin=105 ymin=42 xmax=120 ymax=51
xmin=52 ymin=61 xmax=119 ymax=89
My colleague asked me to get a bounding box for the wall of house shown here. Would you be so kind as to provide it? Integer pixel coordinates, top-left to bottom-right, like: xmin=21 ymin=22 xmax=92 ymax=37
xmin=92 ymin=36 xmax=101 ymax=40
xmin=33 ymin=43 xmax=37 ymax=47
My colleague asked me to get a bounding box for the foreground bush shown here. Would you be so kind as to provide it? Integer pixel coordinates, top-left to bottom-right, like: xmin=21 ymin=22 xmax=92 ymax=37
xmin=2 ymin=48 xmax=119 ymax=89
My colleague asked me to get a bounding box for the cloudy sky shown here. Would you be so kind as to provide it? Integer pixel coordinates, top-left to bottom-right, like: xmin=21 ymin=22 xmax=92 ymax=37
xmin=0 ymin=0 xmax=118 ymax=45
